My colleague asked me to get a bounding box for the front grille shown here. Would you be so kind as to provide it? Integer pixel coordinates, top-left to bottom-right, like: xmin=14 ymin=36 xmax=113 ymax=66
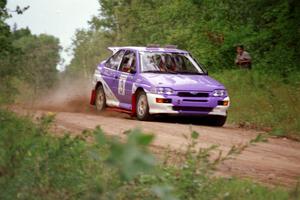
xmin=182 ymin=99 xmax=208 ymax=102
xmin=177 ymin=92 xmax=209 ymax=97
xmin=173 ymin=106 xmax=213 ymax=112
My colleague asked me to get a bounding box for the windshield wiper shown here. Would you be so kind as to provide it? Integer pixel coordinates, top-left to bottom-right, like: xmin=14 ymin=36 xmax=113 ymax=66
xmin=143 ymin=70 xmax=177 ymax=74
xmin=143 ymin=70 xmax=163 ymax=73
xmin=143 ymin=70 xmax=204 ymax=75
xmin=176 ymin=71 xmax=205 ymax=75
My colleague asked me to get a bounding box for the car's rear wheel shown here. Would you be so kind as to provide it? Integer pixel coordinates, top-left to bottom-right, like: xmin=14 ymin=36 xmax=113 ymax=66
xmin=136 ymin=91 xmax=151 ymax=121
xmin=209 ymin=115 xmax=227 ymax=127
xmin=95 ymin=85 xmax=106 ymax=111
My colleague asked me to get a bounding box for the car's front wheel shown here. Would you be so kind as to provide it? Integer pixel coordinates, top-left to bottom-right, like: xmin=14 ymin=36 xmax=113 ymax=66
xmin=136 ymin=91 xmax=151 ymax=121
xmin=95 ymin=85 xmax=106 ymax=111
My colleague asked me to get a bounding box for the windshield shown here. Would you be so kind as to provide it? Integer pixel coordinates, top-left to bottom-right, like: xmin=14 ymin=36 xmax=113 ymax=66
xmin=140 ymin=52 xmax=205 ymax=74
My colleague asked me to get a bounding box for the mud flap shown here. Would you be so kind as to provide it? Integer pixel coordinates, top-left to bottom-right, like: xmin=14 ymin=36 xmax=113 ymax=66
xmin=131 ymin=94 xmax=137 ymax=116
xmin=90 ymin=90 xmax=96 ymax=105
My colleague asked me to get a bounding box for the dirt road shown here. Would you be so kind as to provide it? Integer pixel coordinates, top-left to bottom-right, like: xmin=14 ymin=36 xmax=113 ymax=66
xmin=38 ymin=108 xmax=298 ymax=188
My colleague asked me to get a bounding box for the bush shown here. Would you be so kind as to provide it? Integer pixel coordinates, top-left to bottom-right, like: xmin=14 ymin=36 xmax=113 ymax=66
xmin=0 ymin=109 xmax=295 ymax=199
xmin=212 ymin=70 xmax=300 ymax=140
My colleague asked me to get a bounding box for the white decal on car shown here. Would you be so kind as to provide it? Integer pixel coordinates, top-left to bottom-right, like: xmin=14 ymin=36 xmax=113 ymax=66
xmin=118 ymin=75 xmax=127 ymax=95
xmin=94 ymin=73 xmax=120 ymax=107
xmin=132 ymin=83 xmax=137 ymax=94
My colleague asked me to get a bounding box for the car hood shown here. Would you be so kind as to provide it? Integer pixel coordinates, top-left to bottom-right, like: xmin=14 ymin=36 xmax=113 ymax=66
xmin=140 ymin=73 xmax=225 ymax=91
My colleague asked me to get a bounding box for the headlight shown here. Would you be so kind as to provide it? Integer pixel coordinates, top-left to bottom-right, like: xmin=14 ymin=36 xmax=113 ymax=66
xmin=153 ymin=87 xmax=174 ymax=95
xmin=212 ymin=89 xmax=226 ymax=97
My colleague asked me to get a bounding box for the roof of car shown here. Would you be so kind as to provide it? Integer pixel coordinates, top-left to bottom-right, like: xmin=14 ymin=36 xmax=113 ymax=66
xmin=108 ymin=46 xmax=188 ymax=54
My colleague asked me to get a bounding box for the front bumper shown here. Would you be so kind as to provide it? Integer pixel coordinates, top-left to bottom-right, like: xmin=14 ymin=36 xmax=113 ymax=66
xmin=146 ymin=93 xmax=230 ymax=116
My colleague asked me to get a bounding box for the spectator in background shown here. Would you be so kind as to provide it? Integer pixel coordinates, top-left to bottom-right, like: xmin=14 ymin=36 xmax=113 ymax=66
xmin=235 ymin=45 xmax=252 ymax=69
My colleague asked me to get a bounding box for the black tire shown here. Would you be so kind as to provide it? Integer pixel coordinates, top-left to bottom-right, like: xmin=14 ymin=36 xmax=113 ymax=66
xmin=209 ymin=115 xmax=227 ymax=127
xmin=95 ymin=85 xmax=106 ymax=111
xmin=136 ymin=91 xmax=151 ymax=121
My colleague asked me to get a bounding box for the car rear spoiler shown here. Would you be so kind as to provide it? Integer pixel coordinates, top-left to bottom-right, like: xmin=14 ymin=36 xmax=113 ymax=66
xmin=108 ymin=47 xmax=120 ymax=54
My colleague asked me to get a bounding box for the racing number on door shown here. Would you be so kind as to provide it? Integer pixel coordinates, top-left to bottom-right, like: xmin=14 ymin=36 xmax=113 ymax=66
xmin=118 ymin=76 xmax=127 ymax=95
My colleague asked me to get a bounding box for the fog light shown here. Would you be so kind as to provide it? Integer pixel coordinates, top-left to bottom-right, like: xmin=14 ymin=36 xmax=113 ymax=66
xmin=223 ymin=101 xmax=229 ymax=106
xmin=156 ymin=98 xmax=172 ymax=103
xmin=218 ymin=100 xmax=229 ymax=106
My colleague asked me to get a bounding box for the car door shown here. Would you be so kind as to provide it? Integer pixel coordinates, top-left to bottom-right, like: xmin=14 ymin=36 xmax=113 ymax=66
xmin=101 ymin=50 xmax=125 ymax=106
xmin=116 ymin=50 xmax=137 ymax=107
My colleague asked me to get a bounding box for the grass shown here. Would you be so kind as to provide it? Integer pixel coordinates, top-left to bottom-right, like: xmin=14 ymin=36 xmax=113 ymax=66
xmin=212 ymin=69 xmax=300 ymax=140
xmin=1 ymin=109 xmax=298 ymax=200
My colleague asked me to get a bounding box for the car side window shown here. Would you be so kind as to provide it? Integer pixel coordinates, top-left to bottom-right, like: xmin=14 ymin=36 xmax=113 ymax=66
xmin=119 ymin=50 xmax=136 ymax=74
xmin=105 ymin=50 xmax=125 ymax=70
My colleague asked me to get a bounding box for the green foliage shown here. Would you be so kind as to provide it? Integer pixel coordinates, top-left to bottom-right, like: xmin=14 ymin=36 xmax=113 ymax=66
xmin=0 ymin=7 xmax=20 ymax=103
xmin=191 ymin=131 xmax=199 ymax=140
xmin=68 ymin=0 xmax=300 ymax=75
xmin=0 ymin=1 xmax=61 ymax=105
xmin=66 ymin=30 xmax=112 ymax=77
xmin=212 ymin=70 xmax=300 ymax=139
xmin=106 ymin=129 xmax=156 ymax=181
xmin=203 ymin=178 xmax=289 ymax=200
xmin=0 ymin=111 xmax=294 ymax=199
xmin=250 ymin=133 xmax=269 ymax=144
xmin=13 ymin=31 xmax=61 ymax=92
xmin=0 ymin=111 xmax=89 ymax=199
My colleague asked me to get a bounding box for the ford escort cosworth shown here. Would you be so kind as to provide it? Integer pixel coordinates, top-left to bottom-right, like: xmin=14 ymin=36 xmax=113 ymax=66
xmin=90 ymin=45 xmax=230 ymax=126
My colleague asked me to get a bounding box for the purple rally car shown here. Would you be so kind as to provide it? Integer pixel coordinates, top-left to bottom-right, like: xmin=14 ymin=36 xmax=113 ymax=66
xmin=90 ymin=45 xmax=230 ymax=126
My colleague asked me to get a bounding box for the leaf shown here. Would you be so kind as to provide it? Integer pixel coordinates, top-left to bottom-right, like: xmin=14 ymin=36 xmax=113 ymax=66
xmin=106 ymin=131 xmax=156 ymax=181
xmin=127 ymin=129 xmax=155 ymax=146
xmin=191 ymin=131 xmax=200 ymax=140
xmin=136 ymin=134 xmax=155 ymax=146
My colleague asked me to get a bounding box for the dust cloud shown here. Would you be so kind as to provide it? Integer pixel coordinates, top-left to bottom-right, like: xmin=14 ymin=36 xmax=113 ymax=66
xmin=35 ymin=77 xmax=94 ymax=113
xmin=34 ymin=77 xmax=129 ymax=118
